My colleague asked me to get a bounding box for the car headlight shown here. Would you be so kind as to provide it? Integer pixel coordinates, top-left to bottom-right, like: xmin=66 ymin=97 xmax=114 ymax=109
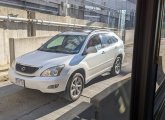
xmin=11 ymin=60 xmax=15 ymax=69
xmin=41 ymin=65 xmax=65 ymax=77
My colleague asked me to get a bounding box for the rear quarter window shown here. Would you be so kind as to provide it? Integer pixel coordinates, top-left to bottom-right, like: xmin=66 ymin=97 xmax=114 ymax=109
xmin=100 ymin=34 xmax=111 ymax=47
xmin=111 ymin=36 xmax=118 ymax=43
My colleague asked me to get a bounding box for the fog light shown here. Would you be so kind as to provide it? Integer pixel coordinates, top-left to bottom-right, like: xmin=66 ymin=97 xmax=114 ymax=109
xmin=48 ymin=84 xmax=59 ymax=89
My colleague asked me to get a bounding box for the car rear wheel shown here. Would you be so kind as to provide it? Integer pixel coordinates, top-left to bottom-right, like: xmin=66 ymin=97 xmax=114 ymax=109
xmin=111 ymin=56 xmax=122 ymax=76
xmin=64 ymin=73 xmax=84 ymax=102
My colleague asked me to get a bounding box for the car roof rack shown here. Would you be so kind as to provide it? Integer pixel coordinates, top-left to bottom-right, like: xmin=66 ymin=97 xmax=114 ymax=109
xmin=65 ymin=29 xmax=92 ymax=33
xmin=63 ymin=28 xmax=117 ymax=35
xmin=88 ymin=28 xmax=114 ymax=34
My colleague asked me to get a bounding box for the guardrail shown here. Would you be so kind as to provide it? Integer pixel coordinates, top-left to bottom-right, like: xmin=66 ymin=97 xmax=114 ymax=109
xmin=0 ymin=15 xmax=112 ymax=29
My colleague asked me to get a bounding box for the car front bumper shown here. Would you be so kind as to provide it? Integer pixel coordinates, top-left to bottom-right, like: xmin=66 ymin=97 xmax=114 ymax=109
xmin=9 ymin=68 xmax=70 ymax=93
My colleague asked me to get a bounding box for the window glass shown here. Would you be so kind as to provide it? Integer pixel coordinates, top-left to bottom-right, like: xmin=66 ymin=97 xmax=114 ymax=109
xmin=160 ymin=108 xmax=165 ymax=120
xmin=0 ymin=0 xmax=137 ymax=120
xmin=39 ymin=35 xmax=87 ymax=54
xmin=100 ymin=34 xmax=118 ymax=46
xmin=154 ymin=5 xmax=165 ymax=120
xmin=156 ymin=8 xmax=165 ymax=90
xmin=109 ymin=36 xmax=116 ymax=44
xmin=100 ymin=34 xmax=111 ymax=47
xmin=87 ymin=35 xmax=102 ymax=50
xmin=47 ymin=36 xmax=64 ymax=48
xmin=112 ymin=36 xmax=119 ymax=43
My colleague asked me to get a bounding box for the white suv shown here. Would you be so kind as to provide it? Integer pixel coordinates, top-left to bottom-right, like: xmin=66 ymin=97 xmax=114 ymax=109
xmin=9 ymin=29 xmax=125 ymax=101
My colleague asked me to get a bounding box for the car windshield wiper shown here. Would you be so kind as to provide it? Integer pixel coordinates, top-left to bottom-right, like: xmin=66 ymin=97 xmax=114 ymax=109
xmin=38 ymin=48 xmax=50 ymax=52
xmin=38 ymin=48 xmax=77 ymax=54
xmin=46 ymin=49 xmax=70 ymax=54
xmin=55 ymin=50 xmax=74 ymax=54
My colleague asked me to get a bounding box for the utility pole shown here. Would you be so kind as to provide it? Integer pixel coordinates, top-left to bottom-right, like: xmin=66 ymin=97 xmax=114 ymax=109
xmin=65 ymin=0 xmax=68 ymax=16
xmin=108 ymin=10 xmax=110 ymax=26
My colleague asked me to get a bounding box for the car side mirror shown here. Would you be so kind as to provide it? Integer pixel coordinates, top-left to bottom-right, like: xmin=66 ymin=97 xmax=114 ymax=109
xmin=86 ymin=47 xmax=97 ymax=54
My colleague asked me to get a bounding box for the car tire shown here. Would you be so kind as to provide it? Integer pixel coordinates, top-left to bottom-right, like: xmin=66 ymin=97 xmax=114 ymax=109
xmin=63 ymin=73 xmax=84 ymax=102
xmin=111 ymin=56 xmax=122 ymax=76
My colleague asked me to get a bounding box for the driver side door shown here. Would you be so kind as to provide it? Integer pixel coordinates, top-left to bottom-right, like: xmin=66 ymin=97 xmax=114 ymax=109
xmin=84 ymin=34 xmax=107 ymax=80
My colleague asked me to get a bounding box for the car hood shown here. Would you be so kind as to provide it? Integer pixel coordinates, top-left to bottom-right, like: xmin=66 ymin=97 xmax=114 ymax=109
xmin=16 ymin=50 xmax=74 ymax=67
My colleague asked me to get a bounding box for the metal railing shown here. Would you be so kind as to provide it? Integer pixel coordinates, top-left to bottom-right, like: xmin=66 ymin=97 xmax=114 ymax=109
xmin=0 ymin=15 xmax=110 ymax=29
xmin=0 ymin=0 xmax=58 ymax=15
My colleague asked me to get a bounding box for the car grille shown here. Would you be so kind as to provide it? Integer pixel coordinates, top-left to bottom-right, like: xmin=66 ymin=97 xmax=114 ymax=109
xmin=16 ymin=63 xmax=39 ymax=74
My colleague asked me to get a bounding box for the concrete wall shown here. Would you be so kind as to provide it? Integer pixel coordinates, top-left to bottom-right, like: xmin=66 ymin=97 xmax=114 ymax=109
xmin=0 ymin=21 xmax=27 ymax=65
xmin=125 ymin=30 xmax=134 ymax=44
xmin=0 ymin=6 xmax=27 ymax=18
xmin=114 ymin=29 xmax=134 ymax=44
xmin=9 ymin=36 xmax=56 ymax=64
xmin=0 ymin=6 xmax=27 ymax=65
xmin=13 ymin=36 xmax=55 ymax=58
xmin=0 ymin=5 xmax=108 ymax=66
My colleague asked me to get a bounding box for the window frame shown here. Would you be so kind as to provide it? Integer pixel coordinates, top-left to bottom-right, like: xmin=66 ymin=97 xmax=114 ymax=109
xmin=130 ymin=0 xmax=165 ymax=120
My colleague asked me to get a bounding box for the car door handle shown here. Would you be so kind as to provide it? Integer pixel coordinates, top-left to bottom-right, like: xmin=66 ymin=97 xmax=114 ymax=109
xmin=102 ymin=51 xmax=105 ymax=54
xmin=115 ymin=46 xmax=118 ymax=49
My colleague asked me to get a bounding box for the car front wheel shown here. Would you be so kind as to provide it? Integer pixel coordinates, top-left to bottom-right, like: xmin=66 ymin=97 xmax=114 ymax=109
xmin=111 ymin=56 xmax=122 ymax=76
xmin=64 ymin=73 xmax=84 ymax=102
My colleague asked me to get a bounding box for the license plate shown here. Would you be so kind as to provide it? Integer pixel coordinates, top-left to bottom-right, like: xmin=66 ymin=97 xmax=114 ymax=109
xmin=15 ymin=78 xmax=25 ymax=87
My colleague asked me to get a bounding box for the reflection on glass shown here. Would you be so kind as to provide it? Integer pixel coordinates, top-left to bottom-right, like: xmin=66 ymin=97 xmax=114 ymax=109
xmin=0 ymin=0 xmax=137 ymax=120
xmin=156 ymin=11 xmax=165 ymax=90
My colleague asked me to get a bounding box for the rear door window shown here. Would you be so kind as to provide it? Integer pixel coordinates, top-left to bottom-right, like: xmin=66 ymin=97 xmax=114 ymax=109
xmin=111 ymin=36 xmax=118 ymax=43
xmin=100 ymin=34 xmax=111 ymax=47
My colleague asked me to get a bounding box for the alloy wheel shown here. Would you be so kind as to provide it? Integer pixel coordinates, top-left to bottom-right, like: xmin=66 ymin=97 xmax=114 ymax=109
xmin=70 ymin=75 xmax=83 ymax=99
xmin=115 ymin=57 xmax=121 ymax=74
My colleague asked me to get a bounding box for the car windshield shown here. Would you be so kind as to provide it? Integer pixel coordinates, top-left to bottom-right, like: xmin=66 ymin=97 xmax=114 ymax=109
xmin=38 ymin=35 xmax=87 ymax=54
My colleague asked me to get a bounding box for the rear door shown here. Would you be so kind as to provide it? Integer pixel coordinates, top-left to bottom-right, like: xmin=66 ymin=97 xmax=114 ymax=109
xmin=110 ymin=35 xmax=120 ymax=59
xmin=100 ymin=33 xmax=119 ymax=67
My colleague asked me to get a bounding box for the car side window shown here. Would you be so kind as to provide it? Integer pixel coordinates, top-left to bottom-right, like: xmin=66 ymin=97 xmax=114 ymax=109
xmin=111 ymin=36 xmax=118 ymax=43
xmin=87 ymin=34 xmax=102 ymax=50
xmin=100 ymin=34 xmax=118 ymax=45
xmin=100 ymin=34 xmax=111 ymax=48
